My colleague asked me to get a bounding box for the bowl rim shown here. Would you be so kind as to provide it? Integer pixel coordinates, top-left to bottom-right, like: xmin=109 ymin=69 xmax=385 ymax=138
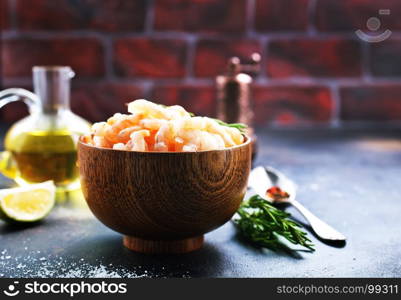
xmin=78 ymin=134 xmax=251 ymax=154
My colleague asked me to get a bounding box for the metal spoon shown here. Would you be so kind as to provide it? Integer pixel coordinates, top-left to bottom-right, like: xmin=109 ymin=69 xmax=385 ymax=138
xmin=248 ymin=166 xmax=346 ymax=241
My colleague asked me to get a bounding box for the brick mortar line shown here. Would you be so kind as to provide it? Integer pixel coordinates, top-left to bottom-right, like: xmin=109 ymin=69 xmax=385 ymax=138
xmin=259 ymin=36 xmax=269 ymax=79
xmin=139 ymin=81 xmax=154 ymax=100
xmin=360 ymin=41 xmax=373 ymax=83
xmin=6 ymin=76 xmax=401 ymax=87
xmin=243 ymin=0 xmax=266 ymax=80
xmin=2 ymin=77 xmax=215 ymax=86
xmin=1 ymin=31 xmax=109 ymax=39
xmin=329 ymin=83 xmax=341 ymax=128
xmin=101 ymin=36 xmax=115 ymax=81
xmin=6 ymin=30 xmax=401 ymax=40
xmin=255 ymin=121 xmax=401 ymax=130
xmin=253 ymin=77 xmax=401 ymax=85
xmin=185 ymin=35 xmax=197 ymax=80
xmin=2 ymin=78 xmax=31 ymax=86
xmin=144 ymin=0 xmax=155 ymax=34
xmin=307 ymin=0 xmax=318 ymax=35
xmin=268 ymin=121 xmax=334 ymax=129
xmin=7 ymin=0 xmax=17 ymax=31
xmin=245 ymin=0 xmax=256 ymax=36
xmin=357 ymin=77 xmax=401 ymax=84
xmin=334 ymin=121 xmax=401 ymax=129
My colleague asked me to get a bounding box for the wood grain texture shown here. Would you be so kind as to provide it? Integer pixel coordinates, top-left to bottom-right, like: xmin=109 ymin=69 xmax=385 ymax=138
xmin=123 ymin=235 xmax=204 ymax=254
xmin=78 ymin=136 xmax=251 ymax=253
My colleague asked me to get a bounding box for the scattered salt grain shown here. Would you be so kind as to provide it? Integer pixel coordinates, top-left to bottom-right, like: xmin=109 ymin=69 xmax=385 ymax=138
xmin=1 ymin=253 xmax=151 ymax=278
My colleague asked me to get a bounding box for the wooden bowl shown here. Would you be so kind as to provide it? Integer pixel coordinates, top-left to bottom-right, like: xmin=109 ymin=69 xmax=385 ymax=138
xmin=77 ymin=136 xmax=252 ymax=254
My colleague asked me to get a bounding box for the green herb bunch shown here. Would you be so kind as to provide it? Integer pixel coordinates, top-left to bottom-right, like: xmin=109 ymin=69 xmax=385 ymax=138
xmin=234 ymin=195 xmax=315 ymax=252
xmin=213 ymin=119 xmax=247 ymax=134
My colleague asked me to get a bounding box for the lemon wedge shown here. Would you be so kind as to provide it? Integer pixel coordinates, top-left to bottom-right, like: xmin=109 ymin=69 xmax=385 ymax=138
xmin=0 ymin=181 xmax=56 ymax=223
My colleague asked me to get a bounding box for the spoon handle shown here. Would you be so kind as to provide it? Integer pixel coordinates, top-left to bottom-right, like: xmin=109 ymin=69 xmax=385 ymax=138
xmin=290 ymin=199 xmax=346 ymax=241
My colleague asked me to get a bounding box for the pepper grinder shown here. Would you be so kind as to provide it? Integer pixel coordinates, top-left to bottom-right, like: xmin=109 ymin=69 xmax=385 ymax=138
xmin=216 ymin=53 xmax=260 ymax=160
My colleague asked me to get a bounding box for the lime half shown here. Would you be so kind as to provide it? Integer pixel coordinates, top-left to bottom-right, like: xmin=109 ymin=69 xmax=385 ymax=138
xmin=0 ymin=181 xmax=56 ymax=223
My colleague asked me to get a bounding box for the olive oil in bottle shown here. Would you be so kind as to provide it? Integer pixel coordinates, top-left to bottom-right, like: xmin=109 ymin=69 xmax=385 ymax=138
xmin=7 ymin=130 xmax=79 ymax=186
xmin=0 ymin=66 xmax=91 ymax=191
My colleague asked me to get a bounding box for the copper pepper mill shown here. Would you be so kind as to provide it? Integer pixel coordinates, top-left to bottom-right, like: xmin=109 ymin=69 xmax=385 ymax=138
xmin=216 ymin=53 xmax=260 ymax=160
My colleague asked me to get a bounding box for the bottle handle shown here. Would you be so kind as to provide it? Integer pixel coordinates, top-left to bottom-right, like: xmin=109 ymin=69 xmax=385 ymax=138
xmin=0 ymin=88 xmax=38 ymax=179
xmin=0 ymin=88 xmax=40 ymax=112
xmin=0 ymin=151 xmax=17 ymax=179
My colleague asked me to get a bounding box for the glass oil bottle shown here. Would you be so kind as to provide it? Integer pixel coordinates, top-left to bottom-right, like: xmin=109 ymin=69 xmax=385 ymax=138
xmin=0 ymin=66 xmax=91 ymax=191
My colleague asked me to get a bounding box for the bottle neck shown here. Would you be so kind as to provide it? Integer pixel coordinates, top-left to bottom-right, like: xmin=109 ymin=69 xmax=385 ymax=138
xmin=33 ymin=66 xmax=73 ymax=114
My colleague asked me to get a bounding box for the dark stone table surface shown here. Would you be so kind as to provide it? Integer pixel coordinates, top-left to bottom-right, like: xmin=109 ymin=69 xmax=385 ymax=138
xmin=1 ymin=128 xmax=401 ymax=278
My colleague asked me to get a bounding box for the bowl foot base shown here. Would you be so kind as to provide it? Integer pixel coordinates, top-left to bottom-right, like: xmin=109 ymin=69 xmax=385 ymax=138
xmin=123 ymin=235 xmax=204 ymax=254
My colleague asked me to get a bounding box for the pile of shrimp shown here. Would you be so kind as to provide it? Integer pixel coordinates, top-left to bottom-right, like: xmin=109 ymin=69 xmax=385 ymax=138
xmin=82 ymin=99 xmax=244 ymax=152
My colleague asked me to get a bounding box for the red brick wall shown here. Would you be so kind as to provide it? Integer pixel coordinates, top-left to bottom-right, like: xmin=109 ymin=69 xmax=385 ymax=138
xmin=1 ymin=0 xmax=401 ymax=128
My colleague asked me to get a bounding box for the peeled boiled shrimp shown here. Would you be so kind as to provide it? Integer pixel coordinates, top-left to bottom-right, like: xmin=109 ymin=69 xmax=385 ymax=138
xmin=93 ymin=136 xmax=111 ymax=148
xmin=204 ymin=118 xmax=236 ymax=147
xmin=104 ymin=114 xmax=143 ymax=143
xmin=113 ymin=143 xmax=127 ymax=150
xmin=129 ymin=130 xmax=150 ymax=151
xmin=128 ymin=99 xmax=168 ymax=120
xmin=117 ymin=126 xmax=141 ymax=143
xmin=84 ymin=99 xmax=245 ymax=151
xmin=140 ymin=119 xmax=167 ymax=131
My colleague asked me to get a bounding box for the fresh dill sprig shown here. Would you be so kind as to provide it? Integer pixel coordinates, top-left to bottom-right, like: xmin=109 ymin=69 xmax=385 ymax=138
xmin=233 ymin=195 xmax=315 ymax=252
xmin=212 ymin=119 xmax=247 ymax=133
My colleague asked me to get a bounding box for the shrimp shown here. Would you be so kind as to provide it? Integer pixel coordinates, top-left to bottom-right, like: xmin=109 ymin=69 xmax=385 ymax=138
xmin=91 ymin=122 xmax=108 ymax=136
xmin=155 ymin=123 xmax=173 ymax=144
xmin=140 ymin=119 xmax=167 ymax=131
xmin=86 ymin=99 xmax=245 ymax=151
xmin=128 ymin=130 xmax=150 ymax=151
xmin=144 ymin=130 xmax=157 ymax=151
xmin=224 ymin=126 xmax=244 ymax=145
xmin=199 ymin=132 xmax=225 ymax=151
xmin=174 ymin=137 xmax=185 ymax=151
xmin=128 ymin=99 xmax=168 ymax=120
xmin=113 ymin=143 xmax=127 ymax=150
xmin=204 ymin=118 xmax=236 ymax=147
xmin=107 ymin=113 xmax=125 ymax=125
xmin=128 ymin=99 xmax=191 ymax=121
xmin=176 ymin=129 xmax=202 ymax=149
xmin=81 ymin=134 xmax=94 ymax=145
xmin=175 ymin=116 xmax=206 ymax=131
xmin=157 ymin=123 xmax=187 ymax=151
xmin=165 ymin=105 xmax=191 ymax=119
xmin=211 ymin=133 xmax=226 ymax=149
xmin=93 ymin=136 xmax=111 ymax=148
xmin=117 ymin=126 xmax=141 ymax=143
xmin=154 ymin=142 xmax=168 ymax=152
xmin=104 ymin=114 xmax=142 ymax=143
xmin=182 ymin=143 xmax=197 ymax=152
